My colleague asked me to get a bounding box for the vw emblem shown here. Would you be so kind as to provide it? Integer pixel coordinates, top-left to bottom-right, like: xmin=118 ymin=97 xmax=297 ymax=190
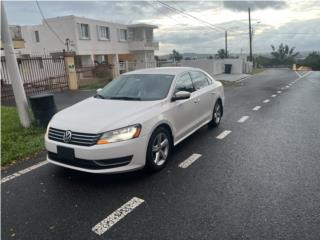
xmin=63 ymin=130 xmax=72 ymax=143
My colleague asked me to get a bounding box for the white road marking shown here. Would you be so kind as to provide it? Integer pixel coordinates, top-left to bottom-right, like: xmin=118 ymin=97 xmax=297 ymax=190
xmin=216 ymin=130 xmax=232 ymax=140
xmin=277 ymin=91 xmax=282 ymax=94
xmin=252 ymin=106 xmax=261 ymax=111
xmin=295 ymin=71 xmax=302 ymax=77
xmin=271 ymin=94 xmax=277 ymax=98
xmin=1 ymin=161 xmax=48 ymax=184
xmin=178 ymin=153 xmax=202 ymax=168
xmin=299 ymin=71 xmax=312 ymax=79
xmin=263 ymin=99 xmax=270 ymax=103
xmin=92 ymin=197 xmax=144 ymax=236
xmin=237 ymin=116 xmax=249 ymax=123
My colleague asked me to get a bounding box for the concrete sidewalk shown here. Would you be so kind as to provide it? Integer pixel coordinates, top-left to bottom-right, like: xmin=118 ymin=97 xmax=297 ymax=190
xmin=213 ymin=73 xmax=250 ymax=82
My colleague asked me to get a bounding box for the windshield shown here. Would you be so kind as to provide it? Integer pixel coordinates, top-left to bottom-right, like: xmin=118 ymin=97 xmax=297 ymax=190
xmin=96 ymin=74 xmax=174 ymax=101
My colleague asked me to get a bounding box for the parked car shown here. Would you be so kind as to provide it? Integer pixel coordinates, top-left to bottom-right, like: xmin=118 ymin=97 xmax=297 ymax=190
xmin=45 ymin=67 xmax=224 ymax=173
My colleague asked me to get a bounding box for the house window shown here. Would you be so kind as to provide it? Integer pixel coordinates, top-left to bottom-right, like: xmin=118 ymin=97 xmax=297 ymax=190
xmin=35 ymin=31 xmax=40 ymax=42
xmin=79 ymin=23 xmax=90 ymax=39
xmin=119 ymin=29 xmax=127 ymax=41
xmin=98 ymin=26 xmax=110 ymax=40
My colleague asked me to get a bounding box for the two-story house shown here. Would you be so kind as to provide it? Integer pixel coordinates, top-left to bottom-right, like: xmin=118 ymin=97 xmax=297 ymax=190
xmin=19 ymin=15 xmax=159 ymax=69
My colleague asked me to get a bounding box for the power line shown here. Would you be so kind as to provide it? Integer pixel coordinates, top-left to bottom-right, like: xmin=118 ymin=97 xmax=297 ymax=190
xmin=156 ymin=1 xmax=226 ymax=33
xmin=35 ymin=0 xmax=65 ymax=45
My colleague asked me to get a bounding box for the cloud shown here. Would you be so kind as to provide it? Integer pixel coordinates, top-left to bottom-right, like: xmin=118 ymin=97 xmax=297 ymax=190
xmin=223 ymin=1 xmax=287 ymax=12
xmin=5 ymin=1 xmax=320 ymax=55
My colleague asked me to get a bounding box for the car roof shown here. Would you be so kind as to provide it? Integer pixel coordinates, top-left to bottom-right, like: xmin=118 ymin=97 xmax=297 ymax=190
xmin=123 ymin=67 xmax=202 ymax=76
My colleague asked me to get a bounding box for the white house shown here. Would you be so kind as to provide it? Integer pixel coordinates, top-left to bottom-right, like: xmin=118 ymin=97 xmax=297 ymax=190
xmin=18 ymin=15 xmax=159 ymax=69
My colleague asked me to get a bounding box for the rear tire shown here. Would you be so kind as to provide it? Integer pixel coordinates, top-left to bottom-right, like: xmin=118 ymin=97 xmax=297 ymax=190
xmin=208 ymin=100 xmax=222 ymax=128
xmin=145 ymin=127 xmax=172 ymax=172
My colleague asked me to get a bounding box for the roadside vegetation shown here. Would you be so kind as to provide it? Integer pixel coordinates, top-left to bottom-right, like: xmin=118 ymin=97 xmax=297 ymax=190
xmin=1 ymin=106 xmax=45 ymax=166
xmin=79 ymin=77 xmax=111 ymax=90
xmin=256 ymin=43 xmax=320 ymax=70
xmin=251 ymin=67 xmax=264 ymax=75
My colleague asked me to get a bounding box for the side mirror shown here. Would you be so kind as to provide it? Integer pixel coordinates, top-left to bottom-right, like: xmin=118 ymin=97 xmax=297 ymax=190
xmin=172 ymin=91 xmax=191 ymax=101
xmin=96 ymin=88 xmax=103 ymax=93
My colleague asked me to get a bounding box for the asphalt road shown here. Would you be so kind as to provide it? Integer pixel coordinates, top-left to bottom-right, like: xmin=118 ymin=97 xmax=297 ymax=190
xmin=2 ymin=69 xmax=320 ymax=240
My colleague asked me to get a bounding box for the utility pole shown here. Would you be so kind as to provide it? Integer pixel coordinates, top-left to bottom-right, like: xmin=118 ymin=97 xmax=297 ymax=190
xmin=1 ymin=1 xmax=31 ymax=127
xmin=248 ymin=7 xmax=253 ymax=62
xmin=225 ymin=30 xmax=228 ymax=58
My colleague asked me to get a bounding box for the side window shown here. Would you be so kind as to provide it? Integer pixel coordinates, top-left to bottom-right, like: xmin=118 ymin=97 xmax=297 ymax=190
xmin=175 ymin=73 xmax=194 ymax=93
xmin=190 ymin=71 xmax=209 ymax=90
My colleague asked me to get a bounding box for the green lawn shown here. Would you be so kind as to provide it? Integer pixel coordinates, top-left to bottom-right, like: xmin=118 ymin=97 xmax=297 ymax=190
xmin=1 ymin=106 xmax=45 ymax=166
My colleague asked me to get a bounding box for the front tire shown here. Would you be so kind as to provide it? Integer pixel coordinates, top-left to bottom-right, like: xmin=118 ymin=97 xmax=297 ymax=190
xmin=209 ymin=100 xmax=222 ymax=128
xmin=145 ymin=127 xmax=172 ymax=172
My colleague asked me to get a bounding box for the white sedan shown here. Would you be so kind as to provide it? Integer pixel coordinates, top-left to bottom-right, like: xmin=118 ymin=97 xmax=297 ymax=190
xmin=45 ymin=67 xmax=224 ymax=173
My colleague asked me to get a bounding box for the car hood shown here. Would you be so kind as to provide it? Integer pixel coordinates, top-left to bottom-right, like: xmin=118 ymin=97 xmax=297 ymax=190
xmin=51 ymin=97 xmax=162 ymax=133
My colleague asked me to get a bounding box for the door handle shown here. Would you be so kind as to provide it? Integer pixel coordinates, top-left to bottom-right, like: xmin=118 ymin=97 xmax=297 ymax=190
xmin=194 ymin=99 xmax=200 ymax=103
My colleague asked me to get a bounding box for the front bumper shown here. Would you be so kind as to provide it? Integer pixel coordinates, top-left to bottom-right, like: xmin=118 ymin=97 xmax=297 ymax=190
xmin=45 ymin=134 xmax=148 ymax=173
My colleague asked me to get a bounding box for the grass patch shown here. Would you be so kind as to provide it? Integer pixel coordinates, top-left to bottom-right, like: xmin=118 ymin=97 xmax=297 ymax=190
xmin=251 ymin=68 xmax=265 ymax=75
xmin=219 ymin=80 xmax=242 ymax=87
xmin=79 ymin=78 xmax=112 ymax=90
xmin=1 ymin=106 xmax=45 ymax=166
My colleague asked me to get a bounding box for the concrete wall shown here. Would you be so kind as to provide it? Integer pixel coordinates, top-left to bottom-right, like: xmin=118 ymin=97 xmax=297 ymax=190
xmin=178 ymin=58 xmax=252 ymax=76
xmin=21 ymin=16 xmax=76 ymax=55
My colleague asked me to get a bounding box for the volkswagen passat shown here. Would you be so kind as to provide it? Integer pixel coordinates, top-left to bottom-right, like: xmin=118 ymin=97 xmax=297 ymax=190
xmin=45 ymin=67 xmax=224 ymax=173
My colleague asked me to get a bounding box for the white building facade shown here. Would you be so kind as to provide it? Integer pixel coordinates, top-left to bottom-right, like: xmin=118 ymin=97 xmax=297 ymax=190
xmin=19 ymin=15 xmax=159 ymax=69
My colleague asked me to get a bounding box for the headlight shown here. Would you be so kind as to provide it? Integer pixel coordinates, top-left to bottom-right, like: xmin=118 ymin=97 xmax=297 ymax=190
xmin=97 ymin=124 xmax=142 ymax=144
xmin=45 ymin=123 xmax=51 ymax=136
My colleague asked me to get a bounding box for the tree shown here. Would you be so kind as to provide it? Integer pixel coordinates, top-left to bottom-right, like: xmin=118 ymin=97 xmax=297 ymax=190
xmin=216 ymin=49 xmax=227 ymax=59
xmin=270 ymin=43 xmax=299 ymax=65
xmin=169 ymin=49 xmax=183 ymax=62
xmin=302 ymin=51 xmax=320 ymax=70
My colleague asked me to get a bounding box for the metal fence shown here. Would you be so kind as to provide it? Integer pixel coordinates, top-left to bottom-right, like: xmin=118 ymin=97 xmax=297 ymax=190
xmin=1 ymin=55 xmax=68 ymax=101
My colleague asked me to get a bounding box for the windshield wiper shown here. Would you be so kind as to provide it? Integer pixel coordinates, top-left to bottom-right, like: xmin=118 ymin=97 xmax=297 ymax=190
xmin=110 ymin=96 xmax=141 ymax=101
xmin=94 ymin=93 xmax=105 ymax=99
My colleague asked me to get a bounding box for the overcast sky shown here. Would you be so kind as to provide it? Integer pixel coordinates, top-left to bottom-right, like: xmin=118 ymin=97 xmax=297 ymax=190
xmin=5 ymin=0 xmax=320 ymax=55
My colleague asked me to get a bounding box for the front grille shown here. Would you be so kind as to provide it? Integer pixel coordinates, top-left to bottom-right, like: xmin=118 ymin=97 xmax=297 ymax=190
xmin=48 ymin=152 xmax=132 ymax=170
xmin=48 ymin=127 xmax=101 ymax=146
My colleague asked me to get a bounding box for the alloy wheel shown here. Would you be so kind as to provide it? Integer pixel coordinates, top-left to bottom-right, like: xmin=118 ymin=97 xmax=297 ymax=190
xmin=152 ymin=132 xmax=169 ymax=166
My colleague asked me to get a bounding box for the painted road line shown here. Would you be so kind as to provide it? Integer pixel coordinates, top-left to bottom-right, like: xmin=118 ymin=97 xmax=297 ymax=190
xmin=237 ymin=116 xmax=249 ymax=123
xmin=271 ymin=94 xmax=277 ymax=98
xmin=252 ymin=106 xmax=261 ymax=111
xmin=295 ymin=71 xmax=302 ymax=77
xmin=216 ymin=130 xmax=232 ymax=140
xmin=178 ymin=153 xmax=202 ymax=169
xmin=277 ymin=91 xmax=282 ymax=94
xmin=92 ymin=197 xmax=144 ymax=236
xmin=263 ymin=99 xmax=270 ymax=103
xmin=1 ymin=161 xmax=48 ymax=184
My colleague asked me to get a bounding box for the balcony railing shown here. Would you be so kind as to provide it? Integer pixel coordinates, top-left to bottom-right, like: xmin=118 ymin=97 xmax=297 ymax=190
xmin=128 ymin=41 xmax=159 ymax=51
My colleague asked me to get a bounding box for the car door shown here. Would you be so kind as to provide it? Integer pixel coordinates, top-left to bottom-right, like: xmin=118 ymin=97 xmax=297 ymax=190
xmin=168 ymin=72 xmax=200 ymax=142
xmin=189 ymin=71 xmax=216 ymax=124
